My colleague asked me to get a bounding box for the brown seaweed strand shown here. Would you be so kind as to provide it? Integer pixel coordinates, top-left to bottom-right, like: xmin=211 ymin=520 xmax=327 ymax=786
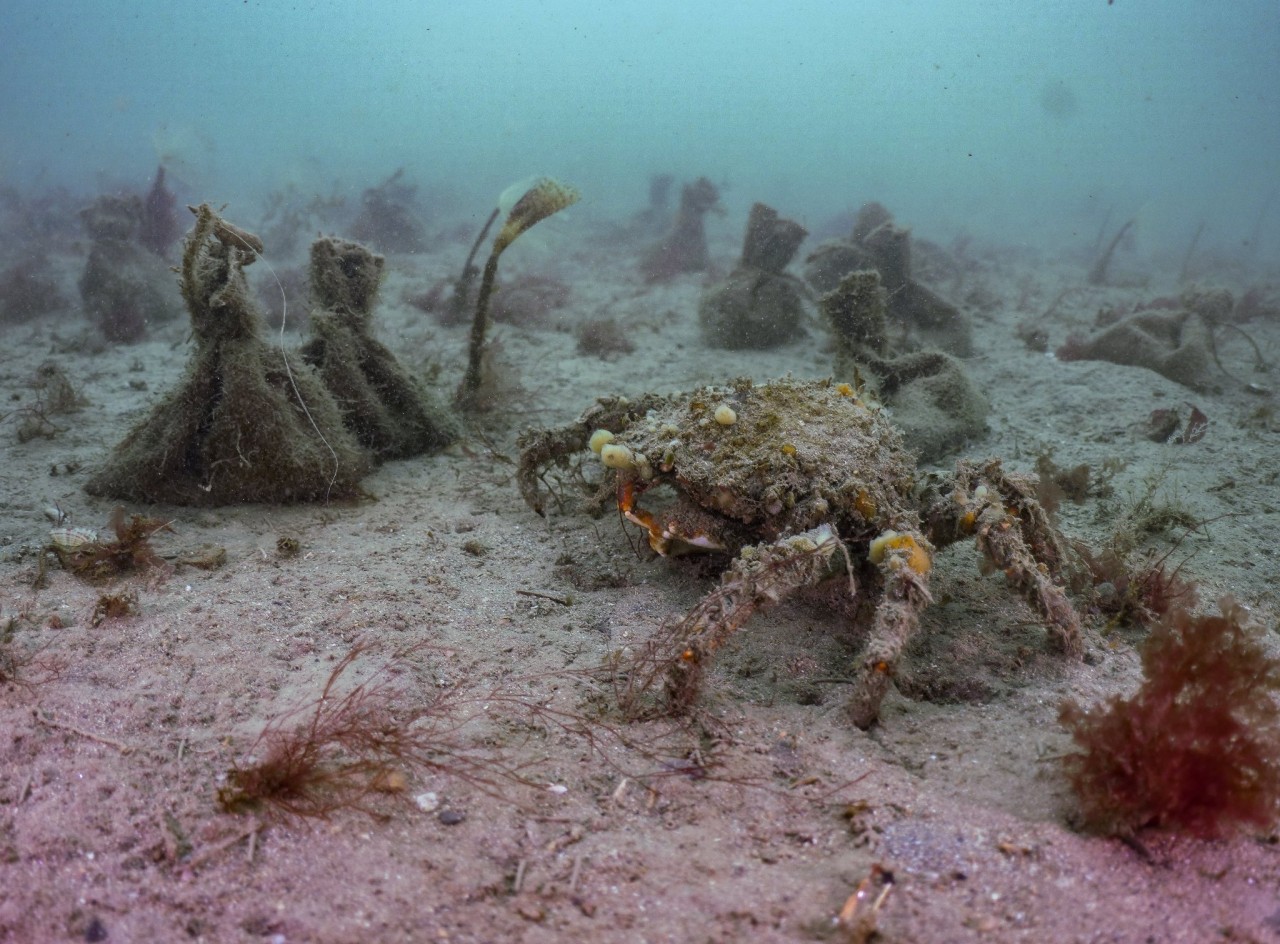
xmin=459 ymin=252 xmax=501 ymax=407
xmin=1087 ymin=218 xmax=1133 ymax=286
xmin=456 ymin=179 xmax=579 ymax=410
xmin=462 ymin=207 xmax=501 ymax=280
xmin=449 ymin=206 xmax=501 ymax=324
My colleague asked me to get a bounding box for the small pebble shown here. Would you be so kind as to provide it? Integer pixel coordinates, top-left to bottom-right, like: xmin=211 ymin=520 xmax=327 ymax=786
xmin=438 ymin=809 xmax=466 ymax=826
xmin=414 ymin=791 xmax=440 ymax=813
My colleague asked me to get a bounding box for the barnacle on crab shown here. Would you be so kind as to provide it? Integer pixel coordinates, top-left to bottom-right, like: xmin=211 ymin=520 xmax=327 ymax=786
xmin=518 ymin=377 xmax=1084 ymax=726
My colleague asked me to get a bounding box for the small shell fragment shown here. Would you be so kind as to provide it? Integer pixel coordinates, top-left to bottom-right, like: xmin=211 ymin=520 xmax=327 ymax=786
xmin=714 ymin=404 xmax=737 ymax=426
xmin=48 ymin=527 xmax=99 ymax=550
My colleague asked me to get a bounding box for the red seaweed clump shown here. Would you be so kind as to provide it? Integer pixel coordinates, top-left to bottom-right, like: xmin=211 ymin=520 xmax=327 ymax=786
xmin=1072 ymin=540 xmax=1198 ymax=629
xmin=1059 ymin=598 xmax=1280 ymax=838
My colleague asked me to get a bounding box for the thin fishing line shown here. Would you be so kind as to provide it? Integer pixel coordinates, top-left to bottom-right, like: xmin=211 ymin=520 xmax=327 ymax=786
xmin=252 ymin=246 xmax=341 ymax=499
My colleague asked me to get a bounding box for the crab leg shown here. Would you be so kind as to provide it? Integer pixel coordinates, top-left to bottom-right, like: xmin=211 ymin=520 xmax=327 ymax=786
xmin=516 ymin=392 xmax=668 ymax=516
xmin=618 ymin=478 xmax=666 ymax=554
xmin=845 ymin=531 xmax=935 ymax=728
xmin=664 ymin=526 xmax=848 ymax=712
xmin=618 ymin=477 xmax=729 ymax=557
xmin=925 ymin=459 xmax=1082 ymax=658
xmin=972 ymin=504 xmax=1083 ymax=657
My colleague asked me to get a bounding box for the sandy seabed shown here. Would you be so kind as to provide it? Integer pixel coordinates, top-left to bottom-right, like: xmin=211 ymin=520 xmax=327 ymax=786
xmin=2 ymin=213 xmax=1280 ymax=944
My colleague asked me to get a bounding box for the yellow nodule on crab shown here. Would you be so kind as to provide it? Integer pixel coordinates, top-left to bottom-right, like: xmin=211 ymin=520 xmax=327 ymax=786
xmin=868 ymin=530 xmax=933 ymax=575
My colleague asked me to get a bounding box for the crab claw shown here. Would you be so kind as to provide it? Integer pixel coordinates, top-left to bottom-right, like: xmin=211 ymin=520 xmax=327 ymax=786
xmin=618 ymin=477 xmax=727 ymax=556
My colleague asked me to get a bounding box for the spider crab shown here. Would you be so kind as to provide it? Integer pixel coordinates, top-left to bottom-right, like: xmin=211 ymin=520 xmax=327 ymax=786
xmin=518 ymin=377 xmax=1083 ymax=727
